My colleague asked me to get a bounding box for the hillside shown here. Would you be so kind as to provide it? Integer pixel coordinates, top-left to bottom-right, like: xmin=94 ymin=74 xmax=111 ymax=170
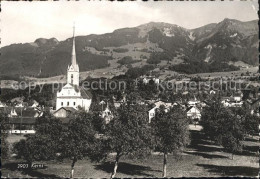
xmin=0 ymin=18 xmax=258 ymax=79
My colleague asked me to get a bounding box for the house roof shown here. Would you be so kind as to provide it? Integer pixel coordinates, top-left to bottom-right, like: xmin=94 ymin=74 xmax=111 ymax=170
xmin=186 ymin=106 xmax=200 ymax=112
xmin=251 ymin=98 xmax=260 ymax=105
xmin=0 ymin=107 xmax=42 ymax=117
xmin=27 ymin=100 xmax=39 ymax=106
xmin=154 ymin=101 xmax=172 ymax=108
xmin=8 ymin=117 xmax=36 ymax=124
xmin=53 ymin=107 xmax=77 ymax=114
xmin=0 ymin=101 xmax=6 ymax=105
xmin=8 ymin=117 xmax=71 ymax=124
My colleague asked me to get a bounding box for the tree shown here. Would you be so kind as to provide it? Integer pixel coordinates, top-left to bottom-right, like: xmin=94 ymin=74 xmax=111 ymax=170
xmin=201 ymin=101 xmax=245 ymax=159
xmin=60 ymin=111 xmax=97 ymax=178
xmin=0 ymin=112 xmax=10 ymax=159
xmin=243 ymin=114 xmax=259 ymax=136
xmin=89 ymin=104 xmax=153 ymax=178
xmin=13 ymin=112 xmax=97 ymax=178
xmin=222 ymin=132 xmax=242 ymax=159
xmin=151 ymin=106 xmax=190 ymax=177
xmin=201 ymin=100 xmax=231 ymax=143
xmin=236 ymin=106 xmax=260 ymax=136
xmin=13 ymin=114 xmax=65 ymax=164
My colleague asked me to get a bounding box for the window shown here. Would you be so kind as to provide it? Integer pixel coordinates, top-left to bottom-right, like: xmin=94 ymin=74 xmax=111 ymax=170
xmin=74 ymin=102 xmax=76 ymax=106
xmin=61 ymin=102 xmax=63 ymax=106
xmin=67 ymin=102 xmax=69 ymax=106
xmin=71 ymin=74 xmax=73 ymax=84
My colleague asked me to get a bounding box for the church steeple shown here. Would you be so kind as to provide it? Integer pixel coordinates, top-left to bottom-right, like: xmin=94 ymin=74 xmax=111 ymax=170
xmin=67 ymin=23 xmax=79 ymax=86
xmin=71 ymin=23 xmax=77 ymax=69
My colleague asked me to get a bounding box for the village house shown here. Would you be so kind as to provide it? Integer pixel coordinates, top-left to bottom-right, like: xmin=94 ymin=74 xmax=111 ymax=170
xmin=101 ymin=103 xmax=113 ymax=124
xmin=186 ymin=96 xmax=200 ymax=107
xmin=29 ymin=100 xmax=39 ymax=108
xmin=113 ymin=94 xmax=126 ymax=108
xmin=148 ymin=101 xmax=172 ymax=123
xmin=209 ymin=89 xmax=216 ymax=95
xmin=53 ymin=107 xmax=77 ymax=118
xmin=186 ymin=105 xmax=201 ymax=121
xmin=15 ymin=103 xmax=24 ymax=108
xmin=221 ymin=96 xmax=243 ymax=107
xmin=1 ymin=107 xmax=44 ymax=134
xmin=0 ymin=101 xmax=7 ymax=107
xmin=245 ymin=98 xmax=260 ymax=116
xmin=141 ymin=75 xmax=160 ymax=85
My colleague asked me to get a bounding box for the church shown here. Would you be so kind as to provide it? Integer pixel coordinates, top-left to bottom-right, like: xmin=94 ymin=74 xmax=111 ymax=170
xmin=55 ymin=26 xmax=92 ymax=116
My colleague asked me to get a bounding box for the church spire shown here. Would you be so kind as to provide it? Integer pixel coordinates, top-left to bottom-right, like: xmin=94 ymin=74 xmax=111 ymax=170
xmin=71 ymin=22 xmax=77 ymax=68
xmin=67 ymin=22 xmax=79 ymax=86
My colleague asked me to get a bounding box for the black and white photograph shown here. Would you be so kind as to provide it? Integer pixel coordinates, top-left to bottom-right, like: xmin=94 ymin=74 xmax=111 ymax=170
xmin=0 ymin=1 xmax=259 ymax=178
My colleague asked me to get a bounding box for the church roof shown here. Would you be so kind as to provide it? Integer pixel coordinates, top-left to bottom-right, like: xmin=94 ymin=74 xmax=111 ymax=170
xmin=80 ymin=87 xmax=92 ymax=99
xmin=61 ymin=84 xmax=80 ymax=93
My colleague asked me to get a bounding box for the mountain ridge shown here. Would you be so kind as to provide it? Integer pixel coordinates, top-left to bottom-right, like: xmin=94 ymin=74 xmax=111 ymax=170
xmin=0 ymin=18 xmax=258 ymax=79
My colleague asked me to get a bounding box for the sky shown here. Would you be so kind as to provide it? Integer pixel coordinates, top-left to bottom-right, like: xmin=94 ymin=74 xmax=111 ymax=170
xmin=1 ymin=1 xmax=258 ymax=47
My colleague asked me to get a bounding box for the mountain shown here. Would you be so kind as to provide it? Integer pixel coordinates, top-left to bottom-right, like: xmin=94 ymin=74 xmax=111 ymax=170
xmin=191 ymin=18 xmax=258 ymax=64
xmin=0 ymin=18 xmax=258 ymax=79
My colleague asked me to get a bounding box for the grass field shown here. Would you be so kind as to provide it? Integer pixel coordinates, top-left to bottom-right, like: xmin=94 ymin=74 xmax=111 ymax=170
xmin=2 ymin=127 xmax=259 ymax=178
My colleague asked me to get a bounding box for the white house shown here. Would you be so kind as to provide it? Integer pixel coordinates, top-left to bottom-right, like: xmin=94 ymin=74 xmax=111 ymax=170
xmin=148 ymin=101 xmax=172 ymax=123
xmin=101 ymin=104 xmax=113 ymax=124
xmin=221 ymin=96 xmax=243 ymax=107
xmin=0 ymin=101 xmax=7 ymax=108
xmin=31 ymin=100 xmax=39 ymax=108
xmin=233 ymin=95 xmax=242 ymax=102
xmin=113 ymin=94 xmax=126 ymax=108
xmin=187 ymin=98 xmax=200 ymax=107
xmin=148 ymin=107 xmax=156 ymax=123
xmin=8 ymin=108 xmax=18 ymax=117
xmin=142 ymin=75 xmax=160 ymax=85
xmin=15 ymin=103 xmax=24 ymax=108
xmin=186 ymin=106 xmax=201 ymax=120
xmin=209 ymin=90 xmax=216 ymax=94
xmin=56 ymin=26 xmax=92 ymax=112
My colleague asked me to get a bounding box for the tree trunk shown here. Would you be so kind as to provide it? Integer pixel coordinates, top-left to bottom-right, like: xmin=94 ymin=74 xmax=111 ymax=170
xmin=110 ymin=153 xmax=120 ymax=179
xmin=70 ymin=158 xmax=77 ymax=178
xmin=162 ymin=152 xmax=167 ymax=178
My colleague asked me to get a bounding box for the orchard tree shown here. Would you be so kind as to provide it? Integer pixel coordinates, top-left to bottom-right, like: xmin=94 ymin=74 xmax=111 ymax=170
xmin=235 ymin=105 xmax=260 ymax=136
xmin=60 ymin=111 xmax=97 ymax=178
xmin=13 ymin=111 xmax=97 ymax=178
xmin=90 ymin=104 xmax=153 ymax=178
xmin=1 ymin=112 xmax=10 ymax=159
xmin=242 ymin=114 xmax=259 ymax=136
xmin=151 ymin=106 xmax=190 ymax=177
xmin=200 ymin=100 xmax=233 ymax=143
xmin=13 ymin=113 xmax=65 ymax=164
xmin=201 ymin=101 xmax=245 ymax=159
xmin=222 ymin=132 xmax=242 ymax=160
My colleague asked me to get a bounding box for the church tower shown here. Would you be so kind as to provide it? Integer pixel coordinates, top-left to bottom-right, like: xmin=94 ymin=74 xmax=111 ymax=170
xmin=67 ymin=24 xmax=79 ymax=86
xmin=55 ymin=23 xmax=92 ymax=114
